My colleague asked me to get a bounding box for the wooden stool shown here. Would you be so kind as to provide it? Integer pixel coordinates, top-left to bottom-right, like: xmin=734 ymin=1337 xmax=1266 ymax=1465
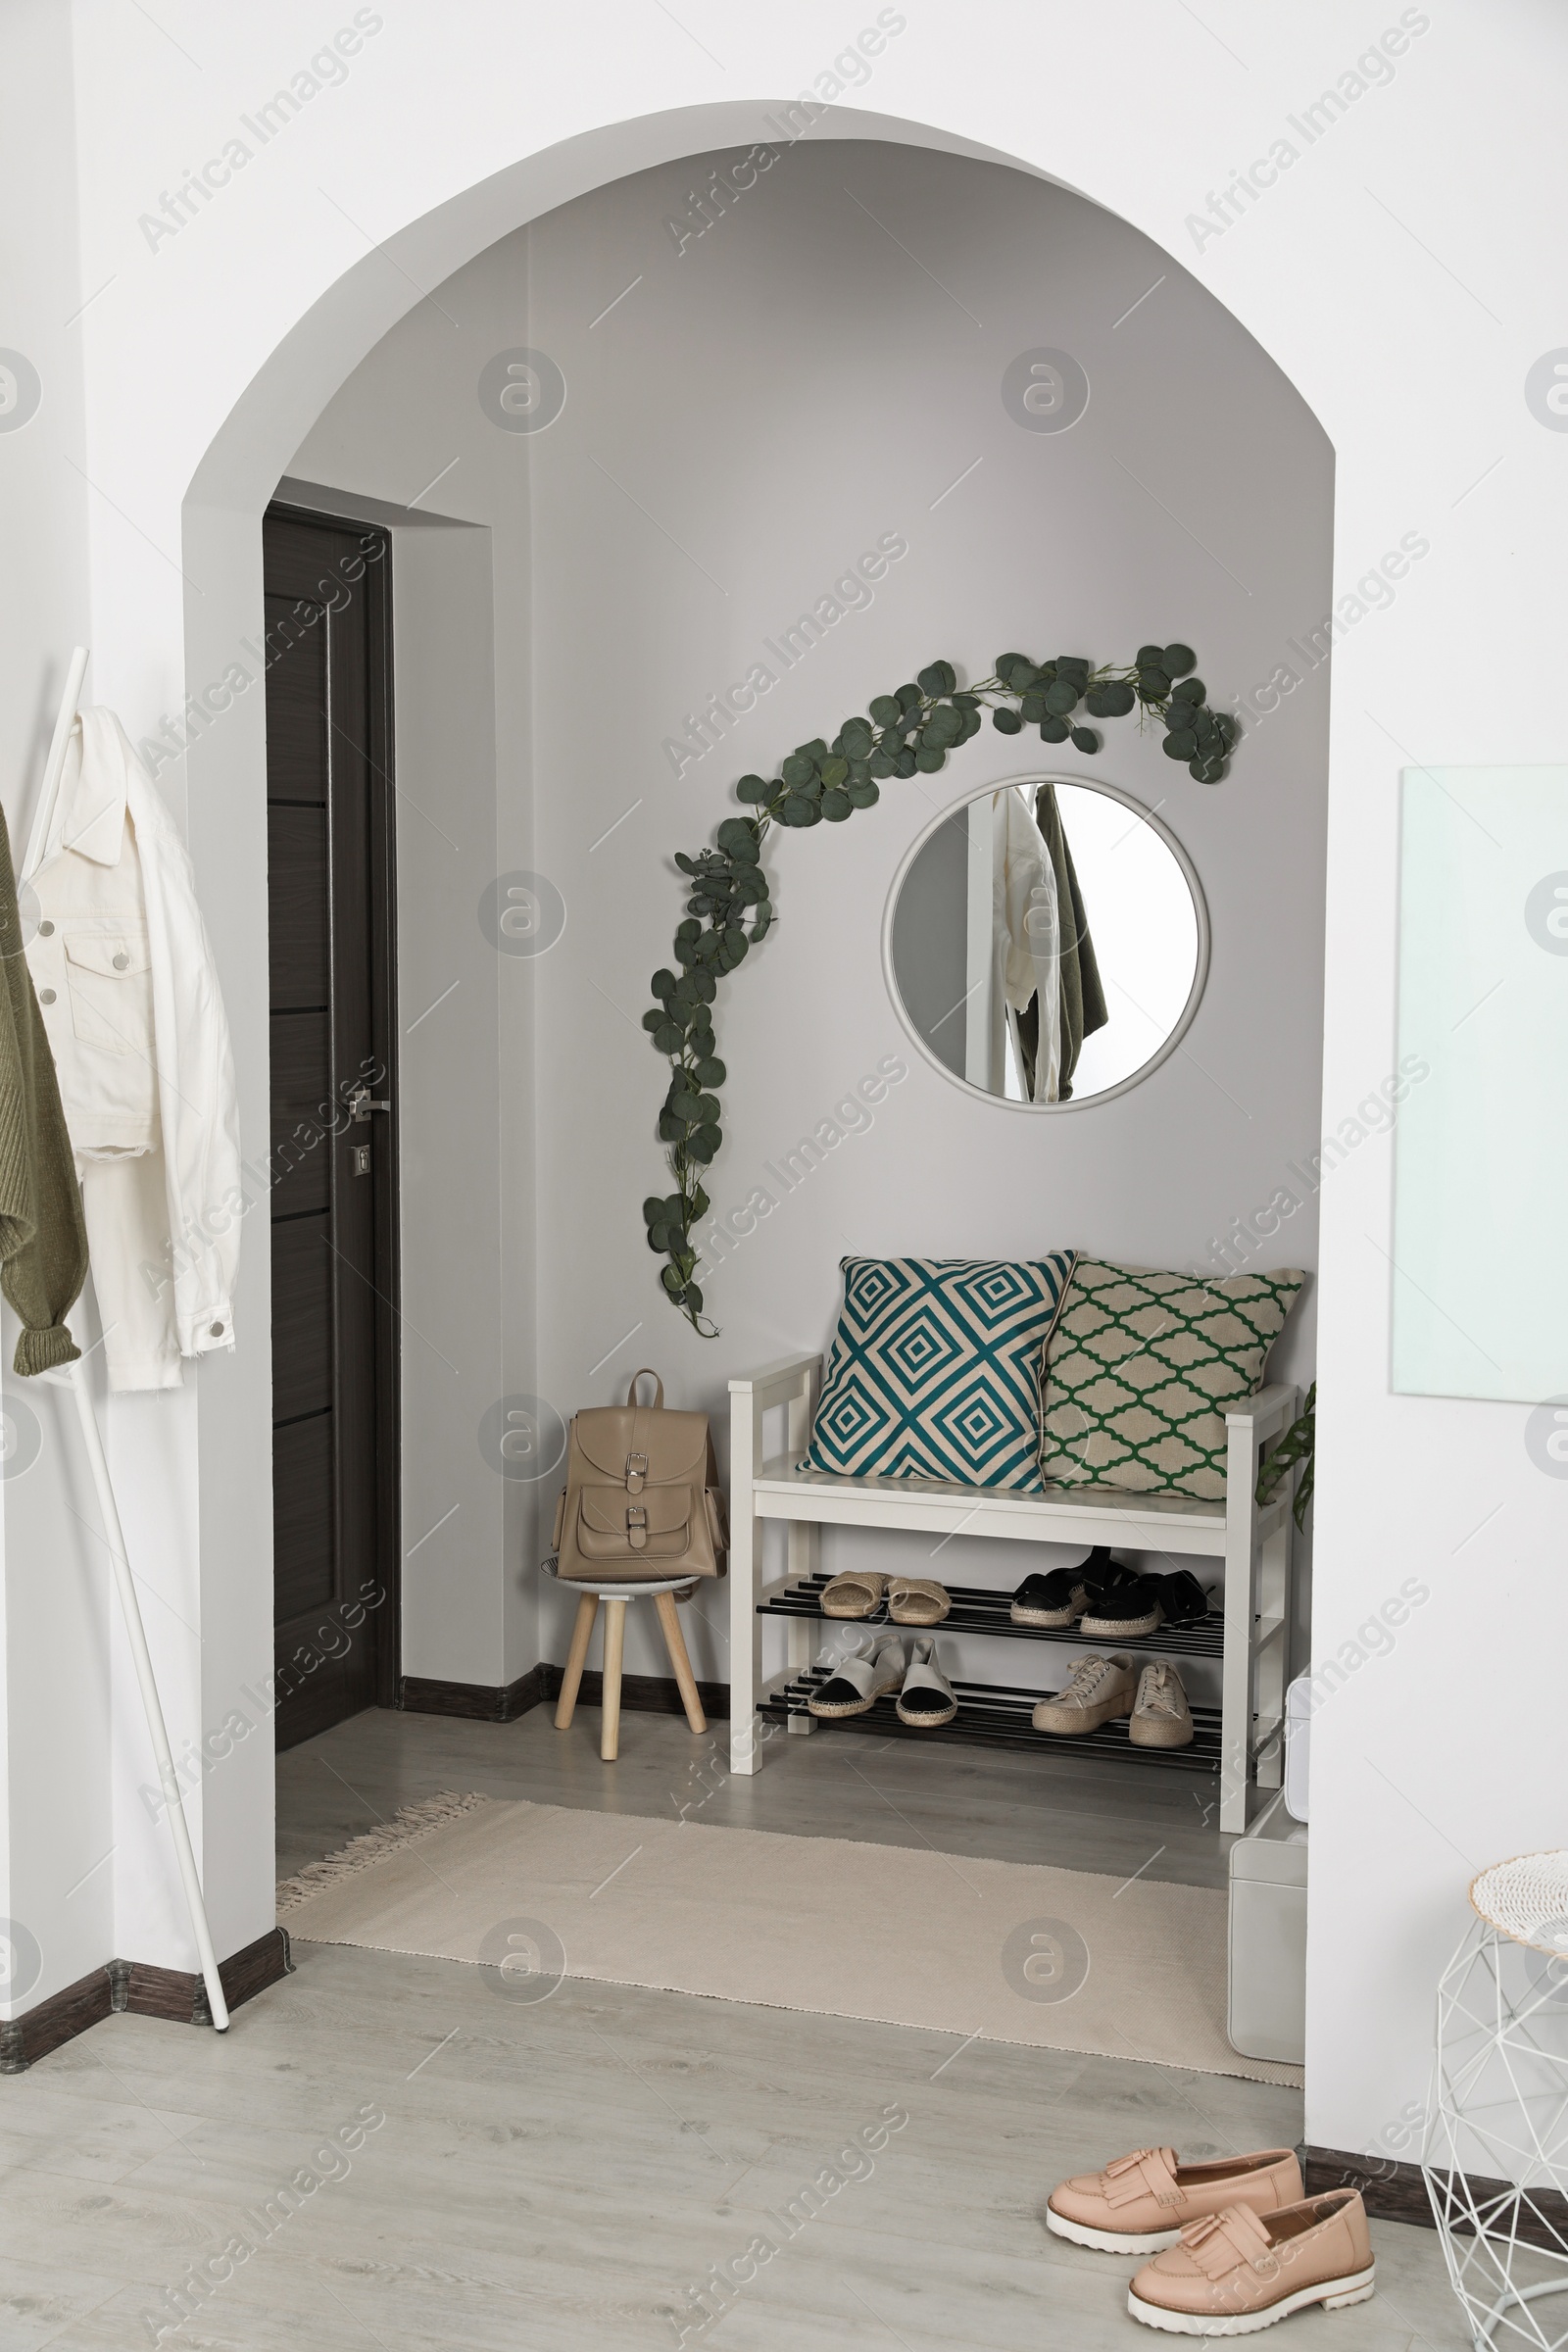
xmin=548 ymin=1565 xmax=707 ymax=1762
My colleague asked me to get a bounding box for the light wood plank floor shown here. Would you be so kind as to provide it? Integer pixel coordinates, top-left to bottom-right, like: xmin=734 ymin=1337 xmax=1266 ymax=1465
xmin=0 ymin=1705 xmax=1465 ymax=2349
xmin=276 ymin=1700 xmax=1240 ymax=1888
xmin=12 ymin=1947 xmax=1465 ymax=2350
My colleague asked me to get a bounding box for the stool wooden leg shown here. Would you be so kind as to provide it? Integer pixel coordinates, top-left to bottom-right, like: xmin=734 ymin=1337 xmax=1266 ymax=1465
xmin=555 ymin=1593 xmax=599 ymax=1731
xmin=600 ymin=1597 xmax=626 ymax=1761
xmin=654 ymin=1590 xmax=708 ymax=1734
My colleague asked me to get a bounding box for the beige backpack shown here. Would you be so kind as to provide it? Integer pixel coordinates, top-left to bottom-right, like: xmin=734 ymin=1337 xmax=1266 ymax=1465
xmin=551 ymin=1370 xmax=726 ymax=1583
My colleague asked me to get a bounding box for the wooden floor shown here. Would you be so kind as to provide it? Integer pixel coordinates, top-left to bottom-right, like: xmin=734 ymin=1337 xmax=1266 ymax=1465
xmin=276 ymin=1697 xmax=1243 ymax=1888
xmin=0 ymin=1703 xmax=1466 ymax=2350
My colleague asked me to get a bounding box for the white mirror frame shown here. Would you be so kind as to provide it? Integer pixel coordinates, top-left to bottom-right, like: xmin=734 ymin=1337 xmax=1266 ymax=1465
xmin=880 ymin=772 xmax=1212 ymax=1114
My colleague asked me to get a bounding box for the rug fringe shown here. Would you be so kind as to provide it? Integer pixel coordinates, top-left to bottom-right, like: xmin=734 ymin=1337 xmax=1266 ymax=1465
xmin=276 ymin=1790 xmax=489 ymax=1915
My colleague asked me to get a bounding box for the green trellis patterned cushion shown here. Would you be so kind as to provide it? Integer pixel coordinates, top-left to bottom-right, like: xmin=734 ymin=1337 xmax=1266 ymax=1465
xmin=1039 ymin=1258 xmax=1304 ymax=1499
xmin=805 ymin=1254 xmax=1077 ymax=1491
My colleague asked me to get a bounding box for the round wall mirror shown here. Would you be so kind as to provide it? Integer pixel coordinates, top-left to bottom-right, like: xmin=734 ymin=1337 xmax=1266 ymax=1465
xmin=885 ymin=778 xmax=1208 ymax=1110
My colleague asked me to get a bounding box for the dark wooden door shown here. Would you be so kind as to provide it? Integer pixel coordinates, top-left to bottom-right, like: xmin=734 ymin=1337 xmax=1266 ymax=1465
xmin=264 ymin=505 xmax=399 ymax=1750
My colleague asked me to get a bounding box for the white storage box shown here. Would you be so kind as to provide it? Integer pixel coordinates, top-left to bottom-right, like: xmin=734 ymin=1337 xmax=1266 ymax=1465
xmin=1284 ymin=1670 xmax=1312 ymax=1822
xmin=1228 ymin=1789 xmax=1307 ymax=2066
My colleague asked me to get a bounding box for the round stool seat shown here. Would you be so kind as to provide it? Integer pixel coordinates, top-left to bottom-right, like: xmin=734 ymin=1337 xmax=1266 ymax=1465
xmin=540 ymin=1553 xmax=695 ymax=1602
xmin=540 ymin=1554 xmax=706 ymax=1759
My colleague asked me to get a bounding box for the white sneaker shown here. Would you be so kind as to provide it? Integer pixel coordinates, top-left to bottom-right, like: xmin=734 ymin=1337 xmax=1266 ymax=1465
xmin=808 ymin=1634 xmax=905 ymax=1719
xmin=1130 ymin=1659 xmax=1195 ymax=1748
xmin=896 ymin=1636 xmax=956 ymax=1728
xmin=1032 ymin=1653 xmax=1137 ymax=1736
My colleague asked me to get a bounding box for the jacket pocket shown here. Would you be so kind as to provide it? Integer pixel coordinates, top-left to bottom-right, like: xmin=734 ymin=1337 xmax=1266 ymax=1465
xmin=64 ymin=928 xmax=153 ymax=1058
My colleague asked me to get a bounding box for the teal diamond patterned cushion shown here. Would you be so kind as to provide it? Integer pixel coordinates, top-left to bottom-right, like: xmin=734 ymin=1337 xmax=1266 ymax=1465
xmin=804 ymin=1254 xmax=1077 ymax=1491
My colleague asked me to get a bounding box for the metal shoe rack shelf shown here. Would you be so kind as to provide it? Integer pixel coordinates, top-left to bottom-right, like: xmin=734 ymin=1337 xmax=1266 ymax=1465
xmin=755 ymin=1570 xmax=1224 ymax=1771
xmin=728 ymin=1353 xmax=1299 ymax=1832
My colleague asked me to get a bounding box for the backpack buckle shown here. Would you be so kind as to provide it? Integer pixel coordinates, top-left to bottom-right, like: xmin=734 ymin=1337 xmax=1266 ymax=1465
xmin=625 ymin=1451 xmax=648 ymax=1494
xmin=626 ymin=1504 xmax=648 ymax=1550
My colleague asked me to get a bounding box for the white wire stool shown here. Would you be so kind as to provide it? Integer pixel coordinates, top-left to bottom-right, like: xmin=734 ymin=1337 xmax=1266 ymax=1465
xmin=1423 ymin=1850 xmax=1568 ymax=2349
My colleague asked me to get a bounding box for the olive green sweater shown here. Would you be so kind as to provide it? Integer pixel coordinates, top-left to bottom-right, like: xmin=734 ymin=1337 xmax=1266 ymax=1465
xmin=0 ymin=803 xmax=87 ymax=1373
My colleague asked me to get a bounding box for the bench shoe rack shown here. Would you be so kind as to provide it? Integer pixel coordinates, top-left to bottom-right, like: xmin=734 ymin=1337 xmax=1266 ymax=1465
xmin=727 ymin=1353 xmax=1298 ymax=1834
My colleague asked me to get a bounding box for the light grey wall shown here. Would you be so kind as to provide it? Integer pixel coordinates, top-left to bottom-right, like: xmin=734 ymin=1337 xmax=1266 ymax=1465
xmin=291 ymin=136 xmax=1332 ymax=1692
xmin=890 ymin=810 xmax=968 ymax=1083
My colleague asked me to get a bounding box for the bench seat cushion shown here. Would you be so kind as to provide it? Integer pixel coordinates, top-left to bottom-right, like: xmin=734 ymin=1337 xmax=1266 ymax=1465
xmin=805 ymin=1253 xmax=1076 ymax=1491
xmin=1039 ymin=1257 xmax=1303 ymax=1498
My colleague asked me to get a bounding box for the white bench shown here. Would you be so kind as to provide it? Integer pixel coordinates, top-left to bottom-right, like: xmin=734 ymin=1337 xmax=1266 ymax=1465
xmin=728 ymin=1352 xmax=1298 ymax=1833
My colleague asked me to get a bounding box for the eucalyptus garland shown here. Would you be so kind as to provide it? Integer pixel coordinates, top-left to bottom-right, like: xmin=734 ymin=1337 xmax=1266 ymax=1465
xmin=642 ymin=641 xmax=1238 ymax=1332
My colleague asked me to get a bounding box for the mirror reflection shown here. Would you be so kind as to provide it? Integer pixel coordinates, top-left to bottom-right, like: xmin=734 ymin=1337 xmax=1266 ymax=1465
xmin=889 ymin=781 xmax=1203 ymax=1106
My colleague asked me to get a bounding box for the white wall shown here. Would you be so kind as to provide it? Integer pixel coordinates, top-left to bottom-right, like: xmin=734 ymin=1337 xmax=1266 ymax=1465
xmin=293 ymin=141 xmax=1331 ymax=1704
xmin=0 ymin=0 xmax=1557 ymax=2180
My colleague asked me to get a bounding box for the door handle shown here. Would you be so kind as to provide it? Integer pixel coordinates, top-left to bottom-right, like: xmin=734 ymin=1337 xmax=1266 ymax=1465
xmin=349 ymin=1086 xmax=392 ymax=1122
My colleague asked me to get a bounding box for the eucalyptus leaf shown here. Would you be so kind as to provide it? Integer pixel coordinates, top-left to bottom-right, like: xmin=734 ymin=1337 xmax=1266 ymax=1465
xmin=695 ymin=1057 xmax=726 ymax=1086
xmin=869 ymin=694 xmax=901 ymax=725
xmin=1136 ymin=642 xmax=1164 ymax=666
xmin=992 ymin=707 xmax=1023 ymax=735
xmin=1162 ymin=643 xmax=1197 ymax=677
xmin=1172 ymin=676 xmax=1205 ymax=705
xmin=750 ymin=906 xmax=773 ymax=941
xmin=1070 ymin=726 xmax=1100 ymax=755
xmin=1163 ymin=728 xmax=1198 ymax=760
xmin=662 ymin=1265 xmax=684 ymax=1295
xmin=821 ymin=789 xmax=852 ymax=820
xmin=916 ymin=662 xmax=947 ymax=696
xmin=782 ymin=755 xmax=814 ymax=787
xmin=847 ymin=780 xmax=879 ymax=808
xmin=1039 ymin=717 xmax=1070 ymax=743
xmin=642 ymin=1196 xmax=666 ymax=1225
xmin=915 ymin=746 xmax=946 ymax=772
xmin=653 ymin=1020 xmax=684 ymax=1053
xmin=735 ymin=773 xmax=769 ymax=803
xmin=690 ymin=1124 xmax=721 ymax=1162
xmin=1138 ymin=666 xmax=1171 ymax=699
xmin=716 ymin=817 xmax=758 ymax=854
xmin=781 ymin=795 xmax=814 ymax=826
xmin=895 ymin=748 xmax=917 ymax=777
xmin=868 ymin=752 xmax=895 ymax=779
xmin=820 ymin=756 xmax=849 ymax=787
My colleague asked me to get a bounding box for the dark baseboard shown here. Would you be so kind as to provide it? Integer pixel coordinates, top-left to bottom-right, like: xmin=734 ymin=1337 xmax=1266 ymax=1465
xmin=397 ymin=1666 xmax=547 ymax=1723
xmin=1304 ymin=2144 xmax=1568 ymax=2249
xmin=398 ymin=1664 xmax=728 ymax=1723
xmin=1 ymin=1927 xmax=292 ymax=2075
xmin=540 ymin=1664 xmax=729 ymax=1722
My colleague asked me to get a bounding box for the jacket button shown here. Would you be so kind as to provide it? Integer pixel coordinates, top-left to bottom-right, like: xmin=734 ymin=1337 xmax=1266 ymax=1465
xmin=39 ymin=988 xmax=55 ymax=1004
xmin=112 ymin=952 xmax=129 ymax=970
xmin=210 ymin=1321 xmax=225 ymax=1338
xmin=37 ymin=920 xmax=53 ymax=936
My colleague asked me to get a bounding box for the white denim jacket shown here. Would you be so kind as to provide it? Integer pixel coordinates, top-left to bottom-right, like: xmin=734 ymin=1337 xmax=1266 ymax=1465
xmin=24 ymin=709 xmax=241 ymax=1387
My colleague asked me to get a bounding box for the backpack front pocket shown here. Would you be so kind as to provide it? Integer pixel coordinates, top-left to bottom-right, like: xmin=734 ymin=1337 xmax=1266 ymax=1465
xmin=576 ymin=1486 xmax=693 ymax=1561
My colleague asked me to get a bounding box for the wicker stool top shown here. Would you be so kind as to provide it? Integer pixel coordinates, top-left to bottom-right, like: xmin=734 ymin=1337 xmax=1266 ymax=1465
xmin=1469 ymin=1850 xmax=1568 ymax=1954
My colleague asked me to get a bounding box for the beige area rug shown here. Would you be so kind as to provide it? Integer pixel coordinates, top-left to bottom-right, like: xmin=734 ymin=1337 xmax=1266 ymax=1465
xmin=278 ymin=1793 xmax=1300 ymax=2087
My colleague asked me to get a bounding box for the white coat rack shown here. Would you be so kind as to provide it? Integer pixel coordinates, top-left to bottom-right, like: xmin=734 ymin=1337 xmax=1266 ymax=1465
xmin=23 ymin=649 xmax=229 ymax=2034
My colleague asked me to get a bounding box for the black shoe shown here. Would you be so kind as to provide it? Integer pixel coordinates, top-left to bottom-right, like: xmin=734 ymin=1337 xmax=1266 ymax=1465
xmin=1011 ymin=1568 xmax=1092 ymax=1627
xmin=1150 ymin=1568 xmax=1212 ymax=1627
xmin=1079 ymin=1573 xmax=1164 ymax=1639
xmin=1010 ymin=1547 xmax=1129 ymax=1628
